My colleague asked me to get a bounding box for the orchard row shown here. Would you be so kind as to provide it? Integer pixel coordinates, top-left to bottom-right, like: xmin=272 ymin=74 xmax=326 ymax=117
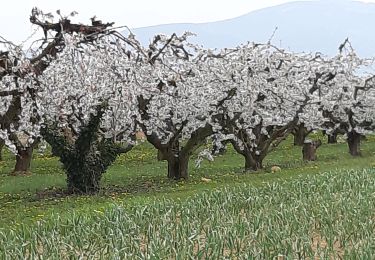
xmin=1 ymin=9 xmax=374 ymax=193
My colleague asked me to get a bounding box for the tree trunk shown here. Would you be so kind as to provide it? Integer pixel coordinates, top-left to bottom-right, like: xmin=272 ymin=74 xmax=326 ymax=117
xmin=167 ymin=155 xmax=189 ymax=180
xmin=347 ymin=131 xmax=361 ymax=156
xmin=0 ymin=139 xmax=4 ymax=161
xmin=12 ymin=147 xmax=33 ymax=175
xmin=293 ymin=124 xmax=309 ymax=146
xmin=244 ymin=153 xmax=263 ymax=172
xmin=66 ymin=167 xmax=101 ymax=193
xmin=157 ymin=150 xmax=167 ymax=161
xmin=302 ymin=140 xmax=321 ymax=161
xmin=327 ymin=132 xmax=337 ymax=144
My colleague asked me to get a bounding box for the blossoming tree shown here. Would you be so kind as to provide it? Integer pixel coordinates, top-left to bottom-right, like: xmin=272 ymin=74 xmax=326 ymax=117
xmin=316 ymin=41 xmax=375 ymax=156
xmin=211 ymin=43 xmax=342 ymax=171
xmin=38 ymin=31 xmax=142 ymax=193
xmin=0 ymin=8 xmax=115 ymax=174
xmin=132 ymin=34 xmax=235 ymax=179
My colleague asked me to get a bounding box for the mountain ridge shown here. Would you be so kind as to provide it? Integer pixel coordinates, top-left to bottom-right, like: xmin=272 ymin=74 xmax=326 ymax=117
xmin=128 ymin=0 xmax=375 ymax=57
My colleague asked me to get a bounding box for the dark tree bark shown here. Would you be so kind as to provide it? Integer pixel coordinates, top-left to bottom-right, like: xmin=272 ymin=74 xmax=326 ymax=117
xmin=12 ymin=146 xmax=33 ymax=175
xmin=228 ymin=120 xmax=296 ymax=173
xmin=347 ymin=131 xmax=361 ymax=156
xmin=145 ymin=129 xmax=209 ymax=180
xmin=292 ymin=124 xmax=310 ymax=146
xmin=302 ymin=140 xmax=322 ymax=161
xmin=244 ymin=153 xmax=264 ymax=171
xmin=157 ymin=150 xmax=167 ymax=161
xmin=166 ymin=154 xmax=189 ymax=179
xmin=149 ymin=128 xmax=209 ymax=180
xmin=327 ymin=132 xmax=338 ymax=144
xmin=137 ymin=95 xmax=214 ymax=180
xmin=0 ymin=139 xmax=4 ymax=161
xmin=157 ymin=140 xmax=189 ymax=179
xmin=0 ymin=96 xmax=21 ymax=161
xmin=229 ymin=135 xmax=266 ymax=172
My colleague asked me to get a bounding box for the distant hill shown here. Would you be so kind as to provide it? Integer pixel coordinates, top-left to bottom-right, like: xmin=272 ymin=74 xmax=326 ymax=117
xmin=129 ymin=0 xmax=375 ymax=57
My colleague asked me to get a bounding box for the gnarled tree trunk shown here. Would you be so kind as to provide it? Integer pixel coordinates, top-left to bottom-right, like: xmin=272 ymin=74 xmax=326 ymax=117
xmin=42 ymin=103 xmax=133 ymax=194
xmin=166 ymin=154 xmax=189 ymax=180
xmin=12 ymin=146 xmax=33 ymax=175
xmin=157 ymin=140 xmax=190 ymax=180
xmin=153 ymin=138 xmax=201 ymax=180
xmin=244 ymin=153 xmax=264 ymax=171
xmin=302 ymin=140 xmax=322 ymax=161
xmin=230 ymin=122 xmax=296 ymax=173
xmin=293 ymin=124 xmax=310 ymax=146
xmin=347 ymin=131 xmax=361 ymax=156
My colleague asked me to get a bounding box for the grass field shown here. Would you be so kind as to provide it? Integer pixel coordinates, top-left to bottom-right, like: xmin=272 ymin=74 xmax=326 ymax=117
xmin=0 ymin=136 xmax=375 ymax=258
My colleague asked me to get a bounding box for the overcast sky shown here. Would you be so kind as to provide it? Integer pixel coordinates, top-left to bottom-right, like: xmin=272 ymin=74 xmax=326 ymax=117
xmin=1 ymin=0 xmax=374 ymax=43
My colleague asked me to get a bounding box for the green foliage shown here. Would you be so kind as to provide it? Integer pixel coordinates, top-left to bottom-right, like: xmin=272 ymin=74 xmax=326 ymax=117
xmin=41 ymin=104 xmax=130 ymax=193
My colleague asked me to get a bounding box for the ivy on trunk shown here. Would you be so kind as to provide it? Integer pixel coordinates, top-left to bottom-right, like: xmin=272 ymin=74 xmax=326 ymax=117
xmin=42 ymin=104 xmax=132 ymax=193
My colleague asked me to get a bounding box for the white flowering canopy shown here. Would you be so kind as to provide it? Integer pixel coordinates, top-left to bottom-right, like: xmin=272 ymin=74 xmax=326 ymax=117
xmin=38 ymin=34 xmax=140 ymax=144
xmin=204 ymin=43 xmax=336 ymax=153
xmin=1 ymin=9 xmax=121 ymax=154
xmin=131 ymin=33 xmax=228 ymax=145
xmin=0 ymin=43 xmax=41 ymax=153
xmin=2 ymin=20 xmax=375 ymax=161
xmin=315 ymin=43 xmax=375 ymax=136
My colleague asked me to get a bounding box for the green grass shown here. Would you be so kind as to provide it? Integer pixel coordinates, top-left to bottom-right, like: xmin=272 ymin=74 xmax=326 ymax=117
xmin=0 ymin=136 xmax=374 ymax=223
xmin=1 ymin=168 xmax=374 ymax=258
xmin=0 ymin=136 xmax=374 ymax=257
